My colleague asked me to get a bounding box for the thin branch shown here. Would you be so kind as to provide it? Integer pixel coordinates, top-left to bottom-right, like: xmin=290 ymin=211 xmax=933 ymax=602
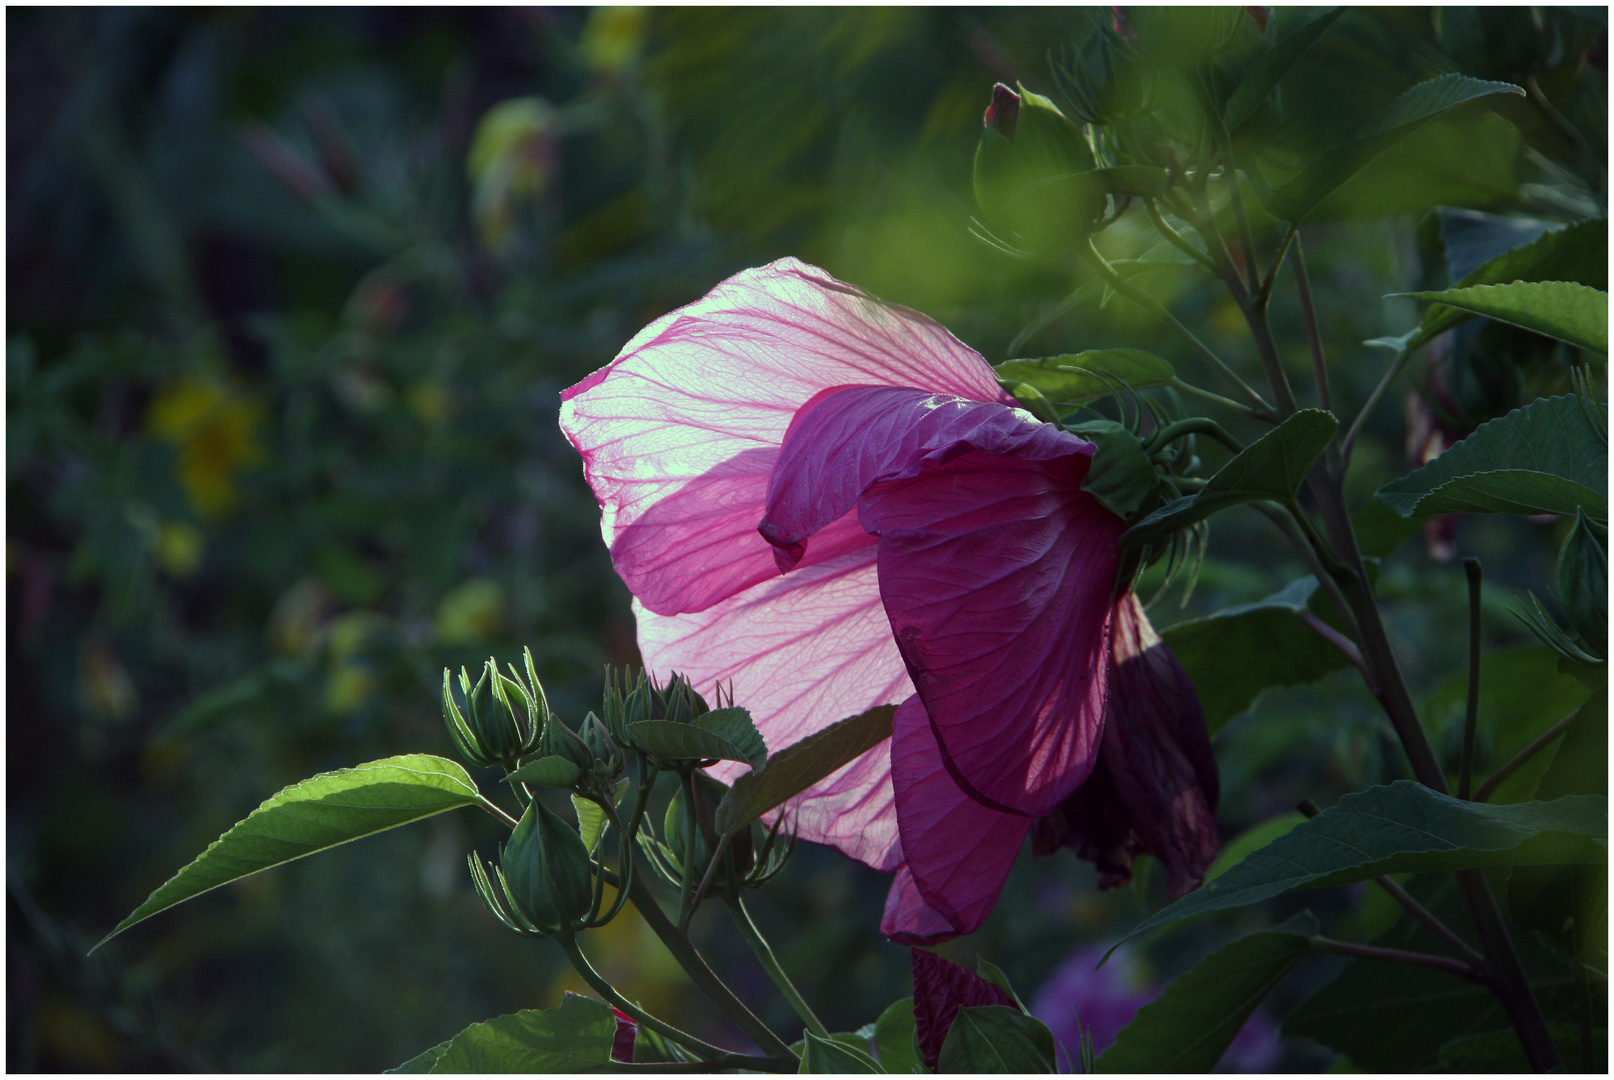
xmin=1143 ymin=199 xmax=1218 ymax=271
xmin=1309 ymin=936 xmax=1486 ymax=983
xmin=1291 ymin=234 xmax=1331 ymax=413
xmin=1459 ymin=558 xmax=1483 ymax=800
xmin=1259 ymin=223 xmax=1298 ymax=303
xmin=1341 ymin=347 xmax=1412 ymax=463
xmin=1168 ymin=377 xmax=1269 ymax=421
xmin=1474 ymin=712 xmax=1579 ymax=803
xmin=725 ymin=895 xmax=830 ymax=1039
xmin=1300 ymin=611 xmax=1368 ymax=675
xmin=477 ymin=797 xmax=521 ymax=830
xmin=1078 ymin=237 xmax=1274 ymax=414
xmin=557 ymin=935 xmax=737 ymax=1061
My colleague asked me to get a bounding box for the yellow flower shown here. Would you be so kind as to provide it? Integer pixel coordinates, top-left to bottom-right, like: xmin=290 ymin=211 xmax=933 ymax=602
xmin=146 ymin=379 xmax=264 ymax=518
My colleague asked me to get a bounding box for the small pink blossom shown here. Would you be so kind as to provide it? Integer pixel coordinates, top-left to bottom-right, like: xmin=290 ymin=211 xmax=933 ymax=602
xmin=560 ymin=259 xmax=1217 ymax=941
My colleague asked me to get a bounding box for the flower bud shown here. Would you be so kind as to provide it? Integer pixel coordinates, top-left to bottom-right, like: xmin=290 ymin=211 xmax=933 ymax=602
xmin=542 ymin=713 xmax=597 ymax=773
xmin=1556 ymin=511 xmax=1607 ymax=659
xmin=500 ymin=800 xmax=596 ymax=934
xmin=652 ymin=673 xmax=709 ymax=724
xmin=581 ymin=711 xmax=625 ymax=782
xmin=442 ymin=657 xmax=543 ymax=768
xmin=973 ymin=83 xmax=1104 ymax=252
xmin=1054 ymin=25 xmax=1153 ymax=128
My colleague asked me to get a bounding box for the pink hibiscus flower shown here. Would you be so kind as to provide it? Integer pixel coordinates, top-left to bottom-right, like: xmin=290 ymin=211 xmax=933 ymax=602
xmin=559 ymin=258 xmax=1217 ymax=943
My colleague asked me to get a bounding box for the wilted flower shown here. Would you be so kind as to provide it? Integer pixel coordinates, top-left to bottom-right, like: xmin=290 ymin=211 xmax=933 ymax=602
xmin=559 ymin=259 xmax=1217 ymax=942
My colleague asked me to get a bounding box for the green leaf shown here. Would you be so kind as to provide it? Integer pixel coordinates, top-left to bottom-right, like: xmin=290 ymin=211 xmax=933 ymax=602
xmin=800 ymin=1031 xmax=885 ymax=1073
xmin=1399 ymin=281 xmax=1607 ymax=354
xmin=1205 ymin=813 xmax=1307 ymax=882
xmin=1069 ymin=420 xmax=1157 ymax=518
xmin=626 ymin=705 xmax=767 ymax=769
xmin=505 ymin=756 xmax=582 ymax=788
xmin=937 ymin=1005 xmax=1057 ymax=1074
xmin=1266 ymin=74 xmax=1524 ymax=224
xmin=714 ymin=705 xmax=895 ymax=836
xmin=1284 ymin=932 xmax=1577 ymax=1072
xmin=1117 ymin=781 xmax=1607 ymax=946
xmin=572 ymin=794 xmax=608 ymax=855
xmin=389 ymin=1041 xmax=451 ymax=1073
xmin=1406 ymin=219 xmax=1607 ymax=352
xmin=1225 ymin=8 xmax=1346 ymax=131
xmin=97 ymin=755 xmax=482 ymax=949
xmin=973 ymin=958 xmax=1029 ymax=1014
xmin=1436 ymin=1023 xmax=1595 ymax=1073
xmin=994 ymin=349 xmax=1176 ymax=404
xmin=1097 ymin=913 xmax=1318 ymax=1073
xmin=1123 ymin=410 xmax=1337 ymax=546
xmin=1376 ymin=395 xmax=1607 ymax=519
xmin=1162 ymin=578 xmax=1350 ymax=735
xmin=404 ymin=994 xmax=617 ymax=1073
xmin=872 ymin=998 xmax=923 ymax=1075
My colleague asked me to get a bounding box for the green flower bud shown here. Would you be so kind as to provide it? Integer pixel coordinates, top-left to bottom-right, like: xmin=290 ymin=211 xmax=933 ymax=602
xmin=973 ymin=83 xmax=1104 ymax=252
xmin=1054 ymin=24 xmax=1154 ymax=127
xmin=1556 ymin=511 xmax=1607 ymax=659
xmin=653 ymin=673 xmax=709 ymax=724
xmin=441 ymin=656 xmax=543 ymax=768
xmin=542 ymin=712 xmax=597 ymax=773
xmin=500 ymin=800 xmax=596 ymax=934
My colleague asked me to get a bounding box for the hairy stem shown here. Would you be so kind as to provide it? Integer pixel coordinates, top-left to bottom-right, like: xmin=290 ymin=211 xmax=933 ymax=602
xmin=725 ymin=895 xmax=830 ymax=1039
xmin=1459 ymin=559 xmax=1483 ymax=800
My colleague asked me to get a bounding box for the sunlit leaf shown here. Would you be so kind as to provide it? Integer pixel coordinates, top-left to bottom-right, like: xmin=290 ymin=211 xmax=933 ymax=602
xmin=389 ymin=994 xmax=617 ymax=1073
xmin=505 ymin=756 xmax=582 ymax=788
xmin=98 ymin=755 xmax=484 ymax=949
xmin=993 ymin=349 xmax=1176 ymax=403
xmin=1399 ymin=281 xmax=1607 ymax=354
xmin=713 ymin=706 xmax=895 ymax=836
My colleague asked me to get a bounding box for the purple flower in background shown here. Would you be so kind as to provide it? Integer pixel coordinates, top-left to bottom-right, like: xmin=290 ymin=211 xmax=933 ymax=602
xmin=560 ymin=258 xmax=1218 ymax=942
xmin=1032 ymin=946 xmax=1283 ymax=1073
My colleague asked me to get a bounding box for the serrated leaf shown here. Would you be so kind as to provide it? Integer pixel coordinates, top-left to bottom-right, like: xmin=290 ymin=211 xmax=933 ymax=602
xmin=800 ymin=1031 xmax=885 ymax=1073
xmin=1376 ymin=395 xmax=1607 ymax=519
xmin=98 ymin=755 xmax=482 ymax=949
xmin=1205 ymin=813 xmax=1307 ymax=882
xmin=505 ymin=756 xmax=582 ymax=788
xmin=1162 ymin=578 xmax=1350 ymax=734
xmin=693 ymin=706 xmax=768 ymax=770
xmin=1400 ymin=281 xmax=1608 ymax=354
xmin=626 ymin=707 xmax=766 ymax=769
xmin=1122 ymin=410 xmax=1338 ymax=546
xmin=409 ymin=994 xmax=617 ymax=1073
xmin=873 ymin=998 xmax=922 ymax=1075
xmin=1117 ymin=781 xmax=1606 ymax=946
xmin=1069 ymin=420 xmax=1157 ymax=518
xmin=714 ymin=705 xmax=895 ymax=836
xmin=1225 ymin=8 xmax=1345 ymax=131
xmin=1097 ymin=913 xmax=1318 ymax=1073
xmin=1406 ymin=220 xmax=1608 ymax=352
xmin=1266 ymin=74 xmax=1524 ymax=224
xmin=937 ymin=1005 xmax=1056 ymax=1074
xmin=389 ymin=1041 xmax=451 ymax=1073
xmin=993 ymin=349 xmax=1175 ymax=404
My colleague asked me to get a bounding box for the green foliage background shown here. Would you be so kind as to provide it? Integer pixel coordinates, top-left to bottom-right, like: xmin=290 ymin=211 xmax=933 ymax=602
xmin=8 ymin=7 xmax=1605 ymax=1071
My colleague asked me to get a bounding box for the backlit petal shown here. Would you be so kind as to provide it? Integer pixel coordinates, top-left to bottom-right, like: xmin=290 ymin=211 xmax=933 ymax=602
xmin=633 ymin=545 xmax=912 ymax=870
xmin=862 ymin=450 xmax=1124 ymax=815
xmin=559 ymin=258 xmax=1004 ymax=615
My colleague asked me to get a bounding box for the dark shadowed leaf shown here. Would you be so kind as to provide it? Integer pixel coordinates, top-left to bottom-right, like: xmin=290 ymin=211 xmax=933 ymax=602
xmin=1436 ymin=1024 xmax=1594 ymax=1073
xmin=800 ymin=1031 xmax=885 ymax=1073
xmin=1205 ymin=813 xmax=1307 ymax=882
xmin=98 ymin=755 xmax=484 ymax=949
xmin=993 ymin=349 xmax=1175 ymax=403
xmin=504 ymin=756 xmax=582 ymax=788
xmin=1399 ymin=281 xmax=1608 ymax=354
xmin=1162 ymin=578 xmax=1350 ymax=734
xmin=1119 ymin=781 xmax=1606 ymax=944
xmin=973 ymin=958 xmax=1028 ymax=1013
xmin=1266 ymin=74 xmax=1524 ymax=224
xmin=1069 ymin=420 xmax=1157 ymax=518
xmin=1225 ymin=8 xmax=1346 ymax=131
xmin=713 ymin=705 xmax=895 ymax=836
xmin=1376 ymin=395 xmax=1607 ymax=519
xmin=1123 ymin=411 xmax=1337 ymax=546
xmin=873 ymin=998 xmax=923 ymax=1075
xmin=1097 ymin=913 xmax=1317 ymax=1073
xmin=392 ymin=994 xmax=617 ymax=1073
xmin=937 ymin=1005 xmax=1056 ymax=1074
xmin=627 ymin=706 xmax=767 ymax=770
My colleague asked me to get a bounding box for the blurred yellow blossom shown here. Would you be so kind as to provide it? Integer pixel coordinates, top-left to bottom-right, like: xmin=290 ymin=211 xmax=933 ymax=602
xmin=434 ymin=577 xmax=505 ymax=645
xmin=467 ymin=97 xmax=557 ymax=253
xmin=145 ymin=378 xmax=264 ymax=518
xmin=581 ymin=7 xmax=648 ymax=76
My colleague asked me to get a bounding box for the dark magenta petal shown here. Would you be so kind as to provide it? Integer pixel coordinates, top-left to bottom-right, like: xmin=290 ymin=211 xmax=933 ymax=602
xmin=609 ymin=1007 xmax=637 ymax=1063
xmin=880 ymin=865 xmax=961 ymax=946
xmin=1033 ymin=594 xmax=1219 ymax=898
xmin=559 ymin=258 xmax=1006 ymax=617
xmin=911 ymin=947 xmax=1017 ymax=1072
xmin=762 ymin=385 xmax=1086 ymax=571
xmin=862 ymin=449 xmax=1125 ymax=816
xmin=891 ymin=695 xmax=1030 ymax=937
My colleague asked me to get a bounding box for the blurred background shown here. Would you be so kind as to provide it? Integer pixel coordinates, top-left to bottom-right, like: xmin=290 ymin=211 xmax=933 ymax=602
xmin=8 ymin=6 xmax=1605 ymax=1071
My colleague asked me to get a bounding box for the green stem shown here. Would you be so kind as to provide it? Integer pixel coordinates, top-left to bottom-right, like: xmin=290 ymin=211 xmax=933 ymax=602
xmin=1079 ymin=238 xmax=1274 ymax=414
xmin=1258 ymin=223 xmax=1298 ymax=303
xmin=1143 ymin=416 xmax=1243 ymax=455
xmin=556 ymin=934 xmax=736 ymax=1061
xmin=478 ymin=796 xmax=521 ymax=830
xmin=1341 ymin=348 xmax=1412 ymax=464
xmin=1291 ymin=235 xmax=1332 ymax=413
xmin=1459 ymin=559 xmax=1483 ymax=800
xmin=1144 ymin=199 xmax=1217 ymax=271
xmin=624 ymin=876 xmax=797 ymax=1060
xmin=1474 ymin=712 xmax=1578 ymax=803
xmin=1309 ymin=936 xmax=1484 ymax=983
xmin=724 ymin=894 xmax=830 ymax=1039
xmin=1168 ymin=377 xmax=1267 ymax=420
